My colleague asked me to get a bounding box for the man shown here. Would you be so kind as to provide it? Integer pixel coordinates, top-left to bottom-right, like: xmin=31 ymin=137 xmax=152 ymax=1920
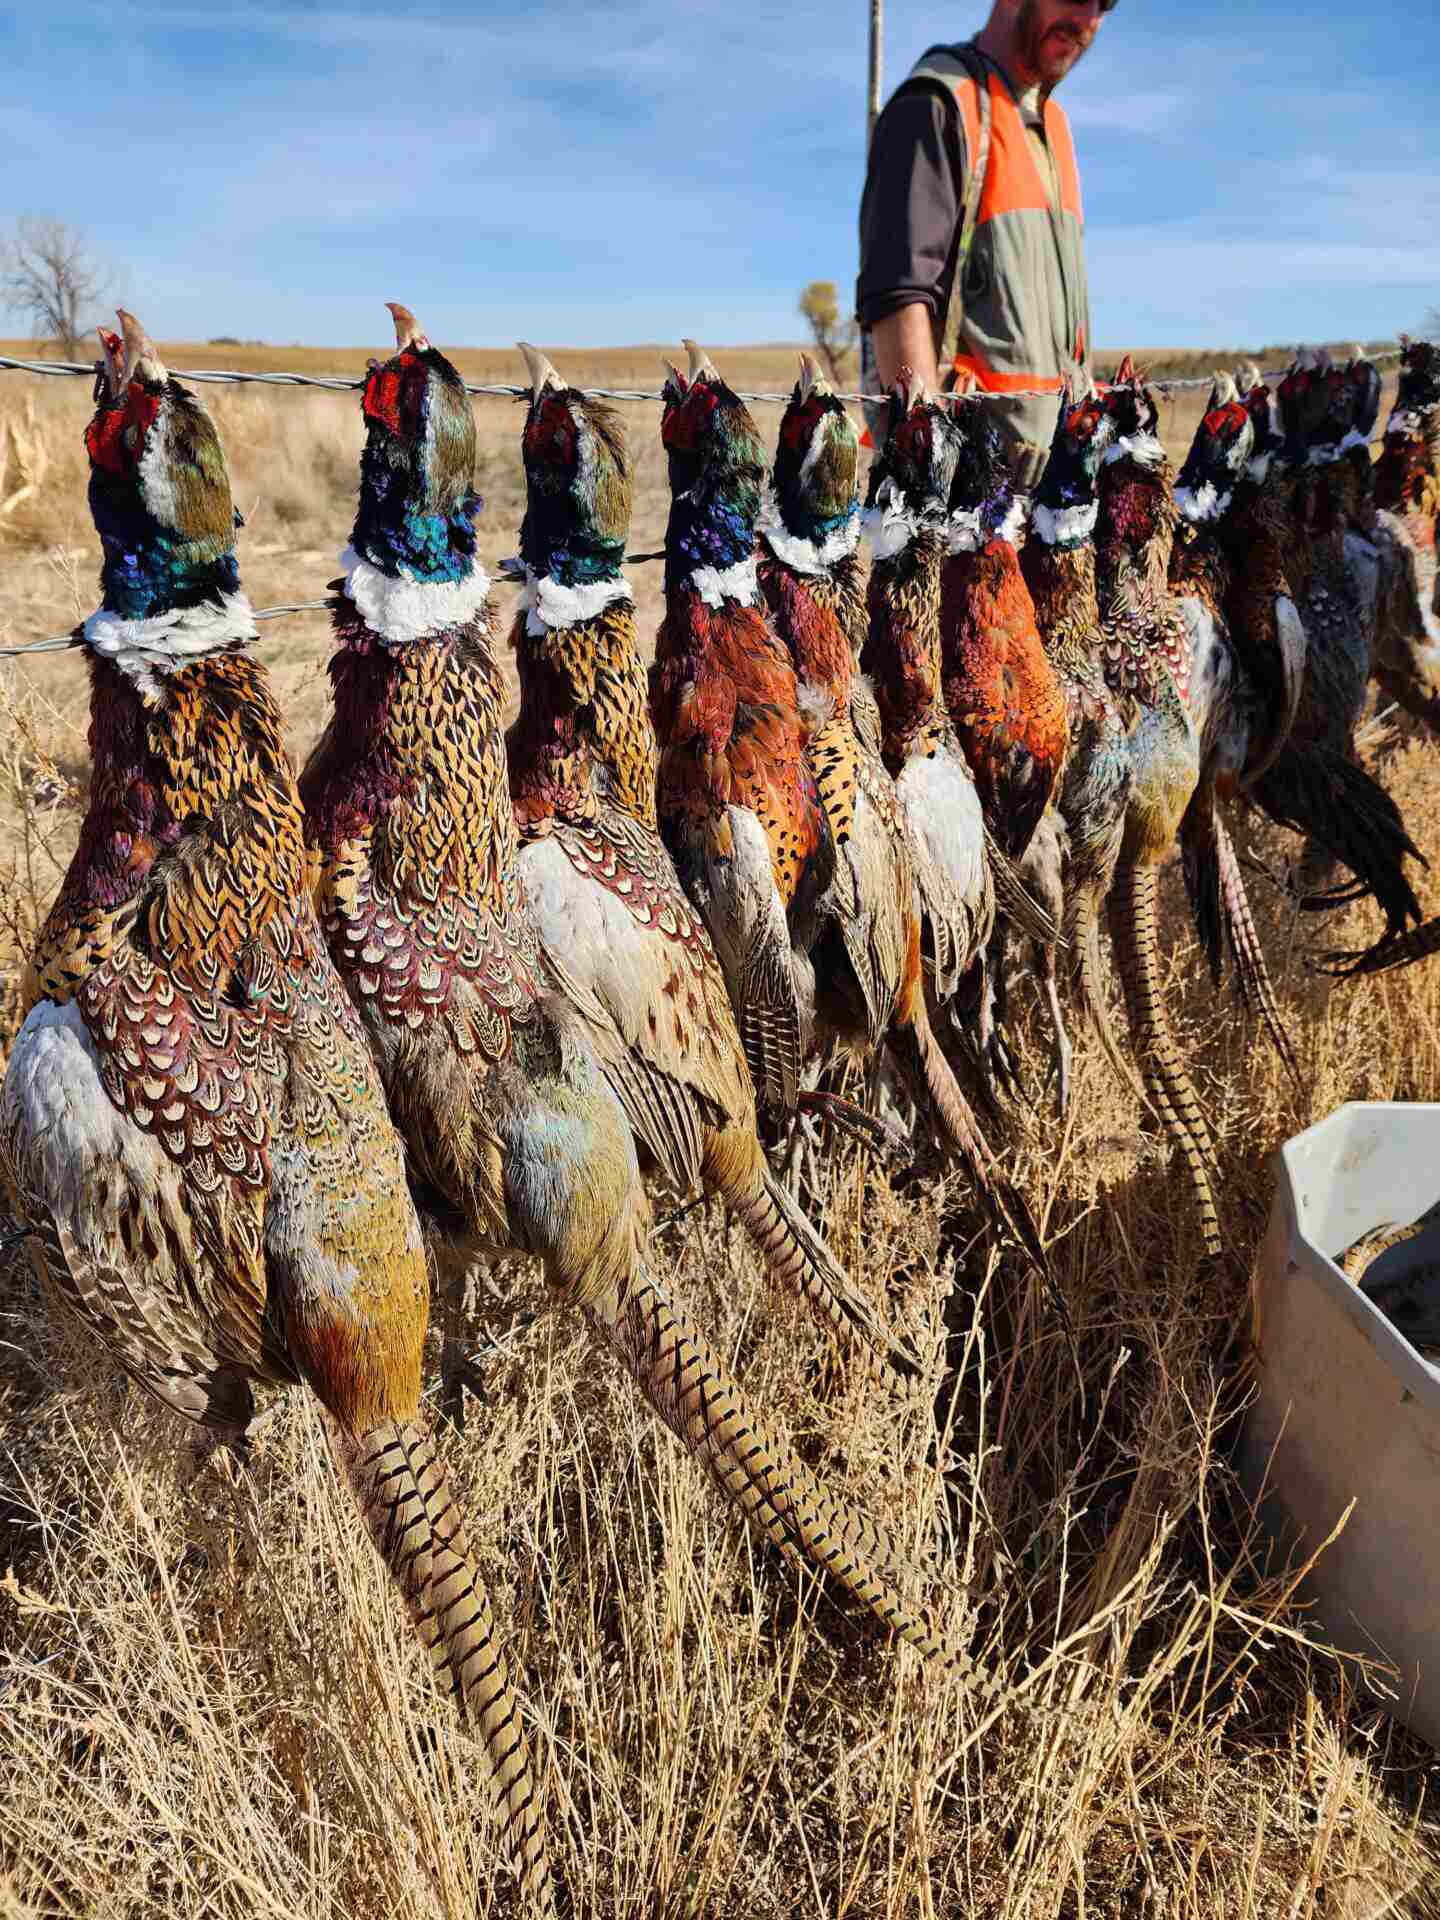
xmin=857 ymin=0 xmax=1111 ymax=484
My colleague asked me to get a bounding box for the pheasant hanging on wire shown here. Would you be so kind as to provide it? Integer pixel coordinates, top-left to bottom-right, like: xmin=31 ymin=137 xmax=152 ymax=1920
xmin=0 ymin=310 xmax=554 ymax=1912
xmin=506 ymin=341 xmax=915 ymax=1376
xmin=650 ymin=339 xmax=835 ymax=1120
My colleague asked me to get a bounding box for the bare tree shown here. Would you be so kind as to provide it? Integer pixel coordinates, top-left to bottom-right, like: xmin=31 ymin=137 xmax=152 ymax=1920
xmin=0 ymin=218 xmax=113 ymax=359
xmin=798 ymin=280 xmax=858 ymax=384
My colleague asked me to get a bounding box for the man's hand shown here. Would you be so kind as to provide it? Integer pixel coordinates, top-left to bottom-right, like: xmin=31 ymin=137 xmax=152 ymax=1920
xmin=871 ymin=303 xmax=942 ymax=397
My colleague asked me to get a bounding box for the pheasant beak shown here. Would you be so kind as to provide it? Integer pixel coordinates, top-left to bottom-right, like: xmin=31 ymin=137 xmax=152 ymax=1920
xmin=682 ymin=338 xmax=720 ymax=385
xmin=386 ymin=301 xmax=431 ymax=352
xmin=518 ymin=340 xmax=563 ymax=401
xmin=797 ymin=352 xmax=830 ymax=404
xmin=116 ymin=308 xmax=165 ymax=390
xmin=893 ymin=364 xmax=930 ymax=415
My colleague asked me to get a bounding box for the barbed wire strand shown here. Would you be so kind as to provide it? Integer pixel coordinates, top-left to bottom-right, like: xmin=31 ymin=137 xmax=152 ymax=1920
xmin=0 ymin=346 xmax=1405 ymax=407
xmin=0 ymin=599 xmax=335 ymax=659
xmin=0 ymin=341 xmax=1408 ymax=657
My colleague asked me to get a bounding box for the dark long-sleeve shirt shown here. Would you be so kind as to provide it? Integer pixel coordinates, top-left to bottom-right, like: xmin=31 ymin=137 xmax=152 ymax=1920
xmin=857 ymin=69 xmax=1058 ymax=331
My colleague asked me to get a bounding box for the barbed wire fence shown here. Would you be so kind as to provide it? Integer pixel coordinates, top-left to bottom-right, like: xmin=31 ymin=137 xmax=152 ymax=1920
xmin=0 ymin=345 xmax=1406 ymax=407
xmin=0 ymin=342 xmax=1410 ymax=659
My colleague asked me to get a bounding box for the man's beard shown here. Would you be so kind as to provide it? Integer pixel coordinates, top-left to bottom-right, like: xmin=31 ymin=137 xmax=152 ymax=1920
xmin=1017 ymin=0 xmax=1088 ymax=87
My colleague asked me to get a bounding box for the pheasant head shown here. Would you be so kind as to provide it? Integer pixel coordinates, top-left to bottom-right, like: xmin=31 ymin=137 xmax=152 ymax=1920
xmin=862 ymin=369 xmax=960 ymax=559
xmin=944 ymin=398 xmax=1023 ymax=553
xmin=660 ymin=339 xmax=768 ymax=588
xmin=1387 ymin=336 xmax=1440 ymax=437
xmin=766 ymin=353 xmax=859 ymax=553
xmin=1276 ymin=349 xmax=1343 ymax=465
xmin=85 ymin=310 xmax=241 ymax=620
xmin=1029 ymin=381 xmax=1113 ymax=547
xmin=1095 ymin=361 xmax=1175 ymax=568
xmin=1174 ymin=373 xmax=1254 ymax=525
xmin=1098 ymin=358 xmax=1165 ymax=471
xmin=516 ymin=343 xmax=630 ymax=598
xmin=349 ymin=302 xmax=481 ymax=587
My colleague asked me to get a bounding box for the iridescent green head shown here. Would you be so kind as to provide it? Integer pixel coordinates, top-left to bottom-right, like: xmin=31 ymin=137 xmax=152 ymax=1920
xmin=770 ymin=353 xmax=858 ymax=539
xmin=85 ymin=310 xmax=241 ymax=616
xmin=518 ymin=342 xmax=631 ymax=584
xmin=351 ymin=303 xmax=481 ymax=582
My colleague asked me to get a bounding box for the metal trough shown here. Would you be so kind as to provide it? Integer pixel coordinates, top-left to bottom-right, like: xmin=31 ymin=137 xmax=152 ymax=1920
xmin=1241 ymin=1100 xmax=1440 ymax=1748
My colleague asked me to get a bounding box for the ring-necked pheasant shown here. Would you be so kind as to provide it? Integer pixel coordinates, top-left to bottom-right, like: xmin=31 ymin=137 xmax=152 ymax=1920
xmin=506 ymin=342 xmax=912 ymax=1376
xmin=753 ymin=355 xmax=1020 ymax=1202
xmin=650 ymin=340 xmax=833 ymax=1120
xmin=0 ymin=312 xmax=554 ymax=1910
xmin=1020 ymin=382 xmax=1137 ymax=1098
xmin=300 ymin=309 xmax=1007 ymax=1822
xmin=857 ymin=372 xmax=1047 ymax=1269
xmin=1169 ymin=375 xmax=1300 ymax=1072
xmin=1092 ymin=362 xmax=1220 ymax=1259
xmin=938 ymin=396 xmax=1073 ymax=1108
xmin=1244 ymin=352 xmax=1422 ymax=937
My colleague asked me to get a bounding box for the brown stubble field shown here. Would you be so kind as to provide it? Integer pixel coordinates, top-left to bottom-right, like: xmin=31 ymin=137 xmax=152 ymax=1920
xmin=2 ymin=338 xmax=1439 ymax=1917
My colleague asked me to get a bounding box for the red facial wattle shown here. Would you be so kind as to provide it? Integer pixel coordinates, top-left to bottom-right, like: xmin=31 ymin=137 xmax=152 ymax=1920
xmin=363 ymin=349 xmax=425 ymax=440
xmin=85 ymin=383 xmax=162 ymax=473
xmin=780 ymin=395 xmax=823 ymax=455
xmin=524 ymin=394 xmax=578 ymax=468
xmin=662 ymin=381 xmax=722 ymax=452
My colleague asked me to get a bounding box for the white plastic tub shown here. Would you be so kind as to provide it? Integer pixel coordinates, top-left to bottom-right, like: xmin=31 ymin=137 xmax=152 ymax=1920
xmin=1240 ymin=1101 xmax=1440 ymax=1748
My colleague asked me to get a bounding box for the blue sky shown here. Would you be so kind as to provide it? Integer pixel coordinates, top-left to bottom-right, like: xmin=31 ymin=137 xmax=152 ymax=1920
xmin=2 ymin=0 xmax=1436 ymax=351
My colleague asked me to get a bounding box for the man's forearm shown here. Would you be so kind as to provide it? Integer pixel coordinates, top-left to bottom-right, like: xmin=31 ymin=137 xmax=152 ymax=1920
xmin=870 ymin=303 xmax=942 ymax=396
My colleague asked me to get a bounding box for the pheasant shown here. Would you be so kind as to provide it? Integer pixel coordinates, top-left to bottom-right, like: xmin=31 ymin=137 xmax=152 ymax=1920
xmin=506 ymin=342 xmax=912 ymax=1376
xmin=939 ymin=397 xmax=1067 ymax=867
xmin=0 ymin=313 xmax=556 ymax=1910
xmin=1244 ymin=352 xmax=1422 ymax=938
xmin=856 ymin=372 xmax=1048 ymax=1268
xmin=1369 ymin=337 xmax=1440 ymax=735
xmin=753 ymin=355 xmax=1022 ymax=1203
xmin=1020 ymin=382 xmax=1136 ymax=1098
xmin=1091 ymin=362 xmax=1220 ymax=1259
xmin=937 ymin=396 xmax=1074 ymax=1108
xmin=301 ymin=307 xmax=1001 ymax=1792
xmin=1168 ymin=376 xmax=1300 ymax=1072
xmin=650 ymin=340 xmax=833 ymax=1120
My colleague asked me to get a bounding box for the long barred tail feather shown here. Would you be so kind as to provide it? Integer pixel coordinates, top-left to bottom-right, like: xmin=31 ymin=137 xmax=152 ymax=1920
xmin=1071 ymin=881 xmax=1147 ymax=1104
xmin=584 ymin=1262 xmax=1031 ymax=1707
xmin=1109 ymin=862 xmax=1224 ymax=1261
xmin=730 ymin=1162 xmax=923 ymax=1382
xmin=338 ymin=1420 xmax=556 ymax=1917
xmin=898 ymin=1008 xmax=1052 ymax=1283
xmin=1215 ymin=816 xmax=1300 ymax=1083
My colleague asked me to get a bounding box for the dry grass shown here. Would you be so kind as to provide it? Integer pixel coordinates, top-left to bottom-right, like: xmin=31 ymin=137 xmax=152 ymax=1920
xmin=1 ymin=341 xmax=1438 ymax=1918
